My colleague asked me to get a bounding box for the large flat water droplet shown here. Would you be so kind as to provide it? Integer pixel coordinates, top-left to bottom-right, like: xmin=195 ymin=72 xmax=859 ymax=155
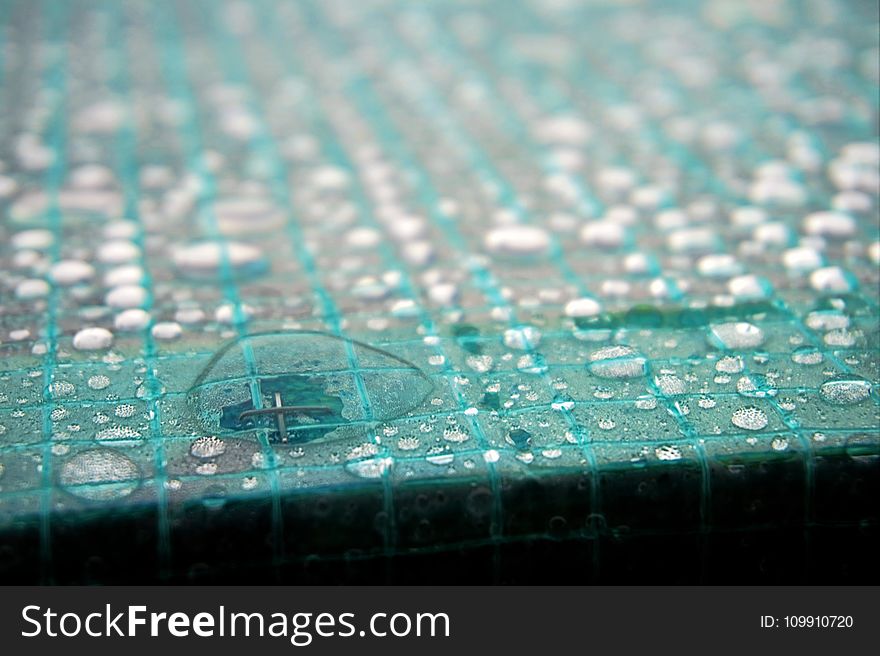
xmin=819 ymin=376 xmax=872 ymax=405
xmin=59 ymin=449 xmax=141 ymax=501
xmin=186 ymin=331 xmax=433 ymax=444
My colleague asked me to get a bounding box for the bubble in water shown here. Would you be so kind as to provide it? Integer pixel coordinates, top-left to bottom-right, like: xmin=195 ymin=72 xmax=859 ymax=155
xmin=819 ymin=376 xmax=872 ymax=405
xmin=708 ymin=322 xmax=765 ymax=349
xmin=731 ymin=406 xmax=769 ymax=431
xmin=588 ymin=345 xmax=647 ymax=379
xmin=59 ymin=449 xmax=140 ymax=501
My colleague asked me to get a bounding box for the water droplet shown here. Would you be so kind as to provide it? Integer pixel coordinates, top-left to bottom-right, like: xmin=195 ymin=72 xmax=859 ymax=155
xmin=465 ymin=354 xmax=494 ymax=373
xmin=580 ymin=221 xmax=627 ymax=248
xmin=715 ymin=355 xmax=744 ymax=373
xmin=50 ymin=259 xmax=95 ymax=286
xmin=485 ymin=225 xmax=551 ymax=257
xmin=516 ymin=353 xmax=548 ymax=374
xmin=588 ymin=345 xmax=647 ymax=379
xmin=196 ymin=462 xmax=218 ymax=475
xmin=191 ymin=436 xmax=227 ymax=458
xmin=172 ymin=241 xmax=267 ymax=278
xmin=736 ymin=374 xmax=777 ymax=398
xmin=426 ymin=451 xmax=455 ymax=466
xmin=442 ymin=422 xmax=469 ymax=443
xmin=50 ymin=381 xmax=75 ymax=397
xmin=15 ymin=279 xmax=50 ymax=300
xmin=708 ymin=322 xmax=765 ymax=349
xmin=810 ymin=266 xmax=854 ymax=293
xmin=823 ymin=329 xmax=857 ymax=347
xmin=655 ymin=444 xmax=682 ymax=461
xmin=59 ymin=449 xmax=140 ymax=501
xmin=115 ymin=309 xmax=151 ymax=331
xmin=698 ymin=395 xmax=717 ymax=409
xmin=72 ymin=327 xmax=114 ymax=351
xmin=151 ymin=321 xmax=183 ymax=340
xmin=564 ymin=297 xmax=602 ymax=318
xmin=819 ymin=376 xmax=872 ymax=405
xmin=803 ymin=211 xmax=856 ymax=238
xmin=655 ymin=373 xmax=686 ymax=396
xmin=551 ymin=397 xmax=575 ymax=411
xmin=87 ymin=375 xmax=111 ymax=390
xmin=507 ymin=428 xmax=532 ymax=450
xmin=483 ymin=449 xmax=500 ymax=463
xmin=114 ymin=404 xmax=137 ymax=418
xmin=791 ymin=346 xmax=824 ymax=365
xmin=398 ymin=435 xmax=420 ymax=450
xmin=771 ymin=437 xmax=789 ymax=451
xmin=105 ymin=285 xmax=148 ymax=309
xmin=635 ymin=394 xmax=658 ymax=410
xmin=503 ymin=326 xmax=542 ymax=350
xmin=731 ymin=406 xmax=769 ymax=431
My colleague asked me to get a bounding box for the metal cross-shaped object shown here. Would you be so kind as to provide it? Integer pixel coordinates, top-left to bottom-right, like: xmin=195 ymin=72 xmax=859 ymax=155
xmin=238 ymin=391 xmax=332 ymax=443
